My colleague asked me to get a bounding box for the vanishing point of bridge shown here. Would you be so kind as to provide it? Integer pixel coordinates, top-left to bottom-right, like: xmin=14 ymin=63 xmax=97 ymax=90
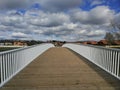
xmin=0 ymin=44 xmax=120 ymax=90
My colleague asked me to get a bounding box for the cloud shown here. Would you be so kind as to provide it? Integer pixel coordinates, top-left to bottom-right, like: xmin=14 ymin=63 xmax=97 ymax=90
xmin=70 ymin=6 xmax=114 ymax=25
xmin=1 ymin=14 xmax=24 ymax=27
xmin=91 ymin=0 xmax=104 ymax=6
xmin=112 ymin=13 xmax=120 ymax=31
xmin=11 ymin=32 xmax=29 ymax=39
xmin=0 ymin=1 xmax=118 ymax=41
xmin=26 ymin=11 xmax=70 ymax=27
xmin=86 ymin=30 xmax=105 ymax=37
xmin=39 ymin=0 xmax=83 ymax=11
xmin=0 ymin=0 xmax=31 ymax=10
xmin=114 ymin=13 xmax=120 ymax=24
xmin=0 ymin=0 xmax=82 ymax=11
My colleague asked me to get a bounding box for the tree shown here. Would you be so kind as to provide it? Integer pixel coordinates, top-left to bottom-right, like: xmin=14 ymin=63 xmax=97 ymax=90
xmin=110 ymin=20 xmax=120 ymax=40
xmin=110 ymin=19 xmax=120 ymax=31
xmin=105 ymin=20 xmax=120 ymax=45
xmin=114 ymin=33 xmax=120 ymax=40
xmin=104 ymin=32 xmax=114 ymax=45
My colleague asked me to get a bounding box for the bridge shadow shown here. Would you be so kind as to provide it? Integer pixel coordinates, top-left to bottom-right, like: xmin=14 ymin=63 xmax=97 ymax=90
xmin=67 ymin=48 xmax=120 ymax=90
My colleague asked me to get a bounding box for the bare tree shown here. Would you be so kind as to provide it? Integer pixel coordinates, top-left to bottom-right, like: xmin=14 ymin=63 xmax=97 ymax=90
xmin=114 ymin=33 xmax=120 ymax=40
xmin=110 ymin=19 xmax=120 ymax=31
xmin=104 ymin=32 xmax=114 ymax=45
xmin=110 ymin=19 xmax=120 ymax=40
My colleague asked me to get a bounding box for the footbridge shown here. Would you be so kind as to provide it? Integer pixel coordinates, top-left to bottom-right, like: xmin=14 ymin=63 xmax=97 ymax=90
xmin=0 ymin=43 xmax=120 ymax=90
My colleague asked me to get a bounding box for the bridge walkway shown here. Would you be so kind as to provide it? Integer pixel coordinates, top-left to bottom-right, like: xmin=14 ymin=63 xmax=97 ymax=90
xmin=1 ymin=47 xmax=120 ymax=90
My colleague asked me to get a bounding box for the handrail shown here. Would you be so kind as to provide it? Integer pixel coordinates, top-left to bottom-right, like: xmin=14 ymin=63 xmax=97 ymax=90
xmin=63 ymin=43 xmax=120 ymax=80
xmin=0 ymin=43 xmax=54 ymax=87
xmin=77 ymin=43 xmax=120 ymax=51
xmin=0 ymin=44 xmax=42 ymax=54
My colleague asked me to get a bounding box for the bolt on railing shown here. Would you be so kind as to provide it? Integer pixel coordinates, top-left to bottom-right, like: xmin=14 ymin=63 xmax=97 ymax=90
xmin=0 ymin=43 xmax=54 ymax=87
xmin=63 ymin=44 xmax=120 ymax=80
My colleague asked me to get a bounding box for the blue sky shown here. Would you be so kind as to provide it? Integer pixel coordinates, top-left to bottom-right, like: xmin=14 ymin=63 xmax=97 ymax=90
xmin=0 ymin=0 xmax=120 ymax=41
xmin=81 ymin=0 xmax=120 ymax=12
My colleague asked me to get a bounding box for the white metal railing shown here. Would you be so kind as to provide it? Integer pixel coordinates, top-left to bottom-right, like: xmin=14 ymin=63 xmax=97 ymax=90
xmin=0 ymin=43 xmax=54 ymax=87
xmin=63 ymin=44 xmax=120 ymax=80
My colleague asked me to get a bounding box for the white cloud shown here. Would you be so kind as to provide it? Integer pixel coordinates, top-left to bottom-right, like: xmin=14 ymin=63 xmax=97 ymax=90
xmin=26 ymin=11 xmax=70 ymax=27
xmin=0 ymin=0 xmax=83 ymax=11
xmin=70 ymin=6 xmax=114 ymax=25
xmin=0 ymin=0 xmax=31 ymax=10
xmin=114 ymin=13 xmax=120 ymax=25
xmin=39 ymin=0 xmax=83 ymax=11
xmin=87 ymin=30 xmax=105 ymax=36
xmin=0 ymin=15 xmax=24 ymax=27
xmin=91 ymin=0 xmax=103 ymax=6
xmin=11 ymin=32 xmax=31 ymax=40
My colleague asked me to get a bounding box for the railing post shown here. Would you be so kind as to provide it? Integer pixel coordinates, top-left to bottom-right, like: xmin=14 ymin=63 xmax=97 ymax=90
xmin=0 ymin=55 xmax=3 ymax=84
xmin=117 ymin=52 xmax=120 ymax=77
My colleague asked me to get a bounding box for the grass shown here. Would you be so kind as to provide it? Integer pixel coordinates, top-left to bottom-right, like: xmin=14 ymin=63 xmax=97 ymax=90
xmin=0 ymin=47 xmax=20 ymax=52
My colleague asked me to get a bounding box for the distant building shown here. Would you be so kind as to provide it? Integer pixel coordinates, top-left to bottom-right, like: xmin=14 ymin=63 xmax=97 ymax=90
xmin=114 ymin=40 xmax=120 ymax=45
xmin=4 ymin=42 xmax=13 ymax=46
xmin=82 ymin=42 xmax=88 ymax=45
xmin=13 ymin=41 xmax=27 ymax=46
xmin=82 ymin=41 xmax=98 ymax=45
xmin=0 ymin=43 xmax=5 ymax=46
xmin=98 ymin=40 xmax=108 ymax=45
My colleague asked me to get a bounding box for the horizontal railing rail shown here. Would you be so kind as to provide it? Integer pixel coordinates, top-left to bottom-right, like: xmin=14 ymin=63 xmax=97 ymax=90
xmin=0 ymin=43 xmax=54 ymax=87
xmin=63 ymin=44 xmax=120 ymax=80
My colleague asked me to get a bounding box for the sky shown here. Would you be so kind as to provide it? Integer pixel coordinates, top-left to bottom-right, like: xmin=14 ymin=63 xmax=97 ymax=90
xmin=0 ymin=0 xmax=120 ymax=41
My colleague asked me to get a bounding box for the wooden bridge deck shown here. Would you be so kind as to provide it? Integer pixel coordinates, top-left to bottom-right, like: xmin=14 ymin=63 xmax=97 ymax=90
xmin=1 ymin=47 xmax=120 ymax=90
